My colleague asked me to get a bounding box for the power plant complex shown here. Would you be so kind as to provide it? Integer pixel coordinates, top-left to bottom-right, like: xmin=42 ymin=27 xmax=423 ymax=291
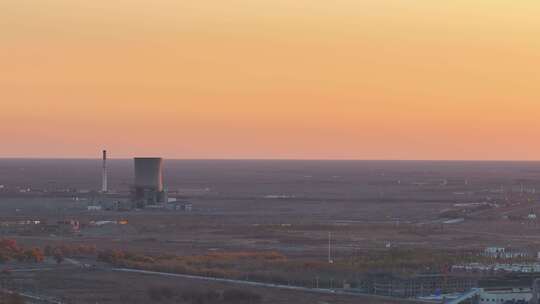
xmin=96 ymin=151 xmax=170 ymax=209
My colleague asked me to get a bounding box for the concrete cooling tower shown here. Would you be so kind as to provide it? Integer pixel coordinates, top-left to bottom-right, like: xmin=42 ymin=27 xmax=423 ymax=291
xmin=133 ymin=157 xmax=166 ymax=206
xmin=134 ymin=157 xmax=164 ymax=191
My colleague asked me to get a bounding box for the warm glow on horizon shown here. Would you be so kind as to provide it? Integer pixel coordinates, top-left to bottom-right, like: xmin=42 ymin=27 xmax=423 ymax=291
xmin=1 ymin=0 xmax=540 ymax=159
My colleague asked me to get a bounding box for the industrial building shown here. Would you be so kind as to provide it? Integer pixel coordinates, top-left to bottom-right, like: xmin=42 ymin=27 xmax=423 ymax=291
xmin=446 ymin=275 xmax=540 ymax=304
xmin=477 ymin=287 xmax=531 ymax=303
xmin=132 ymin=157 xmax=167 ymax=207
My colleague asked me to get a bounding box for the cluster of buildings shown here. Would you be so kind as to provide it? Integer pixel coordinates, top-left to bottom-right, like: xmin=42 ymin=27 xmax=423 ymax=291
xmin=361 ymin=245 xmax=540 ymax=303
xmin=464 ymin=276 xmax=538 ymax=304
xmin=365 ymin=273 xmax=476 ymax=299
xmin=351 ymin=273 xmax=532 ymax=303
xmin=454 ymin=263 xmax=540 ymax=275
xmin=483 ymin=247 xmax=532 ymax=260
xmin=0 ymin=218 xmax=80 ymax=235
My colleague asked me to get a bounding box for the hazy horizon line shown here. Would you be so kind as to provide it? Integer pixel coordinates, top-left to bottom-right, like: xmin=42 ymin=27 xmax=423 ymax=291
xmin=1 ymin=157 xmax=540 ymax=162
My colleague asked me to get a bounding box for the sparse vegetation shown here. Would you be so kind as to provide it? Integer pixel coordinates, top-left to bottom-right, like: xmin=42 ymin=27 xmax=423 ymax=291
xmin=222 ymin=289 xmax=262 ymax=303
xmin=94 ymin=246 xmax=511 ymax=292
xmin=146 ymin=286 xmax=262 ymax=304
xmin=43 ymin=244 xmax=96 ymax=257
xmin=0 ymin=239 xmax=98 ymax=264
xmin=147 ymin=286 xmax=176 ymax=302
xmin=0 ymin=239 xmax=43 ymax=263
xmin=0 ymin=291 xmax=25 ymax=304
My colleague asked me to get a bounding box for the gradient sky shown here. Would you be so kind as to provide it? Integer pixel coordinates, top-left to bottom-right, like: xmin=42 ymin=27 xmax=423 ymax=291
xmin=1 ymin=1 xmax=540 ymax=159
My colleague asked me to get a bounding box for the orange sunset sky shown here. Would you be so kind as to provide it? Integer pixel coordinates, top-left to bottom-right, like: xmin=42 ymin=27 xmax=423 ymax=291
xmin=1 ymin=0 xmax=540 ymax=160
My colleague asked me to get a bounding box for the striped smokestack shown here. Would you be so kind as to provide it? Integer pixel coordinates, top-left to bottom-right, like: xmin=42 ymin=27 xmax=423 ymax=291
xmin=101 ymin=150 xmax=108 ymax=193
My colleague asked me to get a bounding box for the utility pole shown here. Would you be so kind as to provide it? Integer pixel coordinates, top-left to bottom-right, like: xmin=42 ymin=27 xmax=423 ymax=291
xmin=328 ymin=232 xmax=334 ymax=264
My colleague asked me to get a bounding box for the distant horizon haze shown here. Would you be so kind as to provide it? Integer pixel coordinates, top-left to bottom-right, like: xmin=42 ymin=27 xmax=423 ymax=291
xmin=2 ymin=156 xmax=540 ymax=162
xmin=2 ymin=0 xmax=540 ymax=160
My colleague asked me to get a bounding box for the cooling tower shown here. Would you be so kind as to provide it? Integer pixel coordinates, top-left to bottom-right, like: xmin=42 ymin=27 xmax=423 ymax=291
xmin=134 ymin=158 xmax=164 ymax=191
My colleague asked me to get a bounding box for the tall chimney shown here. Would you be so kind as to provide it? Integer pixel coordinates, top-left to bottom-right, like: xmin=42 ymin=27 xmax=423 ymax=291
xmin=102 ymin=150 xmax=108 ymax=193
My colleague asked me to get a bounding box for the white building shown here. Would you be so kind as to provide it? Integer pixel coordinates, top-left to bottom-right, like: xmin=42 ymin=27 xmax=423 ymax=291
xmin=478 ymin=287 xmax=531 ymax=303
xmin=484 ymin=247 xmax=530 ymax=259
xmin=88 ymin=205 xmax=102 ymax=211
xmin=485 ymin=247 xmax=506 ymax=257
